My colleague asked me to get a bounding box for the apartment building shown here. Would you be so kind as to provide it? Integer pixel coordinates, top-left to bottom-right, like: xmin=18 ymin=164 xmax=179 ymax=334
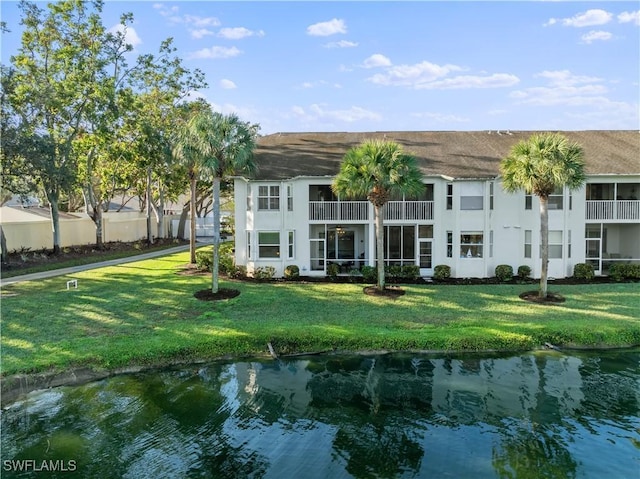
xmin=233 ymin=131 xmax=639 ymax=279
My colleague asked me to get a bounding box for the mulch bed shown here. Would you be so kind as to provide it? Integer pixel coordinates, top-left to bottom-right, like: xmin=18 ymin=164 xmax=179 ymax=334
xmin=363 ymin=286 xmax=406 ymax=299
xmin=519 ymin=290 xmax=566 ymax=304
xmin=194 ymin=288 xmax=241 ymax=301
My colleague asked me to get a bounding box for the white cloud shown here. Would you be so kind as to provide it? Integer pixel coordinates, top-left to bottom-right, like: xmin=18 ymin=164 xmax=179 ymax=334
xmin=418 ymin=73 xmax=520 ymax=90
xmin=292 ymin=103 xmax=381 ymax=123
xmin=511 ymin=70 xmax=609 ymax=107
xmin=553 ymin=9 xmax=613 ymax=27
xmin=154 ymin=4 xmax=221 ymax=36
xmin=219 ymin=27 xmax=265 ymax=40
xmin=183 ymin=14 xmax=220 ymax=28
xmin=580 ymin=30 xmax=613 ymax=44
xmin=191 ymin=29 xmax=215 ymax=39
xmin=187 ymin=46 xmax=242 ymax=60
xmin=108 ymin=24 xmax=142 ymax=47
xmin=362 ymin=54 xmax=392 ymax=69
xmin=220 ymin=79 xmax=237 ymax=89
xmin=618 ymin=10 xmax=640 ymax=25
xmin=535 ymin=70 xmax=603 ymax=87
xmin=307 ymin=18 xmax=347 ymax=36
xmin=367 ymin=61 xmax=462 ymax=87
xmin=324 ymin=40 xmax=358 ymax=49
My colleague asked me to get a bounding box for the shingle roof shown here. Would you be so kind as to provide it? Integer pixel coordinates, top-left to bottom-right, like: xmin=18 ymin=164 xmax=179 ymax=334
xmin=248 ymin=130 xmax=639 ymax=181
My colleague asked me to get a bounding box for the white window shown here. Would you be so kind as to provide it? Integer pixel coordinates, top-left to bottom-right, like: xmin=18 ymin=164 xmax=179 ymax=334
xmin=547 ymin=230 xmax=563 ymax=259
xmin=447 ymin=231 xmax=453 ymax=258
xmin=548 ymin=187 xmax=563 ymax=210
xmin=446 ymin=183 xmax=453 ymax=210
xmin=460 ymin=232 xmax=483 ymax=258
xmin=460 ymin=182 xmax=483 ymax=210
xmin=246 ymin=185 xmax=252 ymax=210
xmin=287 ymin=185 xmax=293 ymax=211
xmin=247 ymin=231 xmax=252 ymax=259
xmin=489 ymin=182 xmax=494 ymax=210
xmin=524 ymin=230 xmax=532 ymax=258
xmin=287 ymin=231 xmax=295 ymax=259
xmin=258 ymin=231 xmax=280 ymax=258
xmin=525 ymin=194 xmax=532 ymax=210
xmin=258 ymin=185 xmax=280 ymax=210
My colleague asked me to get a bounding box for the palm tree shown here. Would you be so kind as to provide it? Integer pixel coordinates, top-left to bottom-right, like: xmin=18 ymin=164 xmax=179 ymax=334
xmin=172 ymin=101 xmax=210 ymax=264
xmin=500 ymin=133 xmax=585 ymax=298
xmin=184 ymin=109 xmax=258 ymax=293
xmin=332 ymin=139 xmax=424 ymax=291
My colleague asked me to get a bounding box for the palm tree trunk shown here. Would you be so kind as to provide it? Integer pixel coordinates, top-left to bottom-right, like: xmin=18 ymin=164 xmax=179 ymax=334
xmin=189 ymin=172 xmax=197 ymax=264
xmin=374 ymin=204 xmax=385 ymax=290
xmin=539 ymin=195 xmax=549 ymax=298
xmin=212 ymin=176 xmax=221 ymax=294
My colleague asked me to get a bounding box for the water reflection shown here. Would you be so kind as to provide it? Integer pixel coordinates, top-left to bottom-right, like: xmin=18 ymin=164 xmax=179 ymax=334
xmin=2 ymin=351 xmax=638 ymax=478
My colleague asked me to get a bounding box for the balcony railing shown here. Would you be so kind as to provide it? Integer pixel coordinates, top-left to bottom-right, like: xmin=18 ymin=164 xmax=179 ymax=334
xmin=309 ymin=201 xmax=435 ymax=221
xmin=586 ymin=200 xmax=640 ymax=220
xmin=309 ymin=201 xmax=369 ymax=221
xmin=385 ymin=201 xmax=434 ymax=220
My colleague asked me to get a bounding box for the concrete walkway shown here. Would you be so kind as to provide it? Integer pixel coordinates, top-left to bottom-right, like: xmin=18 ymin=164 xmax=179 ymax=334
xmin=1 ymin=244 xmax=192 ymax=287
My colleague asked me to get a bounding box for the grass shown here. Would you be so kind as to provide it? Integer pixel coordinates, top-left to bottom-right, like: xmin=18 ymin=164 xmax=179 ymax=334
xmin=1 ymin=249 xmax=639 ymax=377
xmin=1 ymin=240 xmax=186 ymax=278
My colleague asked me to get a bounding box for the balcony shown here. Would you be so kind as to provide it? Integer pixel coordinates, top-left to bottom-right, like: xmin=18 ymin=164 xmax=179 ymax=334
xmin=309 ymin=200 xmax=434 ymax=222
xmin=384 ymin=201 xmax=434 ymax=220
xmin=585 ymin=200 xmax=640 ymax=221
xmin=309 ymin=201 xmax=369 ymax=221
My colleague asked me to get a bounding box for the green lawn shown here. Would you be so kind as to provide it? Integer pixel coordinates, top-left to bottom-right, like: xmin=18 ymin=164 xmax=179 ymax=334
xmin=2 ymin=250 xmax=639 ymax=376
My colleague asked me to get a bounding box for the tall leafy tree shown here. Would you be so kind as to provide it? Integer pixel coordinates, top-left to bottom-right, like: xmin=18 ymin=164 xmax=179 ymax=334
xmin=4 ymin=0 xmax=205 ymax=251
xmin=501 ymin=133 xmax=585 ymax=298
xmin=3 ymin=0 xmax=109 ymax=253
xmin=332 ymin=139 xmax=424 ymax=291
xmin=184 ymin=110 xmax=259 ymax=293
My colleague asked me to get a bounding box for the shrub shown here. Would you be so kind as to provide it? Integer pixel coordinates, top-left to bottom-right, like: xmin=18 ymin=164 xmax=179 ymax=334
xmin=284 ymin=265 xmax=300 ymax=280
xmin=433 ymin=265 xmax=451 ymax=281
xmin=495 ymin=264 xmax=513 ymax=282
xmin=231 ymin=265 xmax=247 ymax=280
xmin=195 ymin=250 xmax=213 ymax=271
xmin=517 ymin=265 xmax=531 ymax=280
xmin=401 ymin=265 xmax=420 ymax=281
xmin=348 ymin=268 xmax=362 ymax=282
xmin=361 ymin=265 xmax=377 ymax=283
xmin=573 ymin=263 xmax=594 ymax=281
xmin=385 ymin=265 xmax=403 ymax=283
xmin=609 ymin=263 xmax=640 ymax=281
xmin=326 ymin=263 xmax=339 ymax=280
xmin=253 ymin=266 xmax=276 ymax=280
xmin=218 ymin=253 xmax=235 ymax=275
xmin=195 ymin=245 xmax=235 ymax=274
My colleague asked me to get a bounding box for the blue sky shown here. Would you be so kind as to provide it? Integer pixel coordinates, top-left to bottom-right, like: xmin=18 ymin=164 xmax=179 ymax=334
xmin=1 ymin=1 xmax=638 ymax=134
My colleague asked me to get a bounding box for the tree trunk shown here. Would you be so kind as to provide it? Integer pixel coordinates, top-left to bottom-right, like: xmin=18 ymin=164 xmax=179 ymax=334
xmin=212 ymin=176 xmax=221 ymax=294
xmin=94 ymin=206 xmax=104 ymax=249
xmin=49 ymin=195 xmax=61 ymax=255
xmin=374 ymin=203 xmax=385 ymax=290
xmin=539 ymin=195 xmax=549 ymax=298
xmin=0 ymin=225 xmax=8 ymax=264
xmin=146 ymin=166 xmax=152 ymax=245
xmin=189 ymin=173 xmax=197 ymax=264
xmin=177 ymin=203 xmax=188 ymax=240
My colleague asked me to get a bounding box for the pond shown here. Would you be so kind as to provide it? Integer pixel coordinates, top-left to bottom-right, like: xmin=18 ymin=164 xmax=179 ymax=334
xmin=2 ymin=350 xmax=639 ymax=478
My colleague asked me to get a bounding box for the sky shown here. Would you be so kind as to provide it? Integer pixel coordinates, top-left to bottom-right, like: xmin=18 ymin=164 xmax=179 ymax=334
xmin=1 ymin=1 xmax=639 ymax=135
